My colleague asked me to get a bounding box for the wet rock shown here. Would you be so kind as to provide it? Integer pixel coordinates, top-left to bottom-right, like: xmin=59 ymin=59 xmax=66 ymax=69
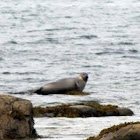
xmin=87 ymin=122 xmax=140 ymax=140
xmin=33 ymin=102 xmax=133 ymax=118
xmin=117 ymin=107 xmax=133 ymax=116
xmin=0 ymin=95 xmax=37 ymax=139
xmin=70 ymin=105 xmax=97 ymax=117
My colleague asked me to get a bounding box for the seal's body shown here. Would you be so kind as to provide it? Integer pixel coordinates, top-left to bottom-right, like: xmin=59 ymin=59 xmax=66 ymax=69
xmin=35 ymin=73 xmax=88 ymax=95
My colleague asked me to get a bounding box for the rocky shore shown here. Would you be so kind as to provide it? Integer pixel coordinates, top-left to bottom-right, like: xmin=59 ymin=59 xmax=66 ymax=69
xmin=0 ymin=91 xmax=138 ymax=140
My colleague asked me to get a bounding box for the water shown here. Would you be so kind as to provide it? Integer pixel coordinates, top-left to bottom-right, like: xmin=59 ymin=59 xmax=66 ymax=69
xmin=0 ymin=0 xmax=140 ymax=139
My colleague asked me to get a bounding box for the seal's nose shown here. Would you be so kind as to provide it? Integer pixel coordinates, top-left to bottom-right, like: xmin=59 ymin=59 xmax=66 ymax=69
xmin=85 ymin=74 xmax=88 ymax=81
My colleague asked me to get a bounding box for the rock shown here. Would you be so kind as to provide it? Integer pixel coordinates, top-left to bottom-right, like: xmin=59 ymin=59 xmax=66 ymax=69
xmin=70 ymin=105 xmax=97 ymax=117
xmin=87 ymin=122 xmax=140 ymax=140
xmin=0 ymin=95 xmax=37 ymax=139
xmin=33 ymin=102 xmax=133 ymax=118
xmin=117 ymin=107 xmax=133 ymax=116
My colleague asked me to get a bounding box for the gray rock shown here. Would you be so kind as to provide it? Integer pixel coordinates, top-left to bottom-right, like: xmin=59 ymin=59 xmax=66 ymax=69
xmin=117 ymin=107 xmax=133 ymax=116
xmin=0 ymin=94 xmax=37 ymax=139
xmin=70 ymin=105 xmax=96 ymax=117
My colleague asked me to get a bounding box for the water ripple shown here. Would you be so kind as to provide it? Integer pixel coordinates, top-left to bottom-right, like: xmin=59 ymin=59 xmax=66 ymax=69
xmin=80 ymin=35 xmax=98 ymax=39
xmin=118 ymin=42 xmax=135 ymax=46
xmin=2 ymin=72 xmax=42 ymax=75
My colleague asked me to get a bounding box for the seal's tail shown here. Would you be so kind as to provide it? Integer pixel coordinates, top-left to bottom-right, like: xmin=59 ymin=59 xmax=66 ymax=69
xmin=34 ymin=88 xmax=42 ymax=94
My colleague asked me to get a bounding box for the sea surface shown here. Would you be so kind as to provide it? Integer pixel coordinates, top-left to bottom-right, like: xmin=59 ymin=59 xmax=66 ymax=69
xmin=0 ymin=0 xmax=140 ymax=139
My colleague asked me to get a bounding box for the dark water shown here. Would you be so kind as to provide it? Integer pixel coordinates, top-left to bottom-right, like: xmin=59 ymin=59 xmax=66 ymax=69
xmin=0 ymin=0 xmax=140 ymax=139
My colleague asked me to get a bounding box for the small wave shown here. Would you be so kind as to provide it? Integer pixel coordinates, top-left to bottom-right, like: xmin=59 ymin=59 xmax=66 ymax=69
xmin=122 ymin=55 xmax=140 ymax=59
xmin=46 ymin=38 xmax=59 ymax=43
xmin=47 ymin=102 xmax=63 ymax=106
xmin=10 ymin=40 xmax=18 ymax=44
xmin=45 ymin=27 xmax=77 ymax=31
xmin=128 ymin=49 xmax=138 ymax=53
xmin=118 ymin=42 xmax=134 ymax=46
xmin=23 ymin=40 xmax=45 ymax=45
xmin=80 ymin=35 xmax=98 ymax=39
xmin=29 ymin=58 xmax=46 ymax=62
xmin=64 ymin=16 xmax=72 ymax=18
xmin=27 ymin=28 xmax=61 ymax=33
xmin=95 ymin=51 xmax=124 ymax=55
xmin=24 ymin=38 xmax=60 ymax=44
xmin=95 ymin=52 xmax=109 ymax=55
xmin=28 ymin=27 xmax=77 ymax=33
xmin=93 ymin=65 xmax=104 ymax=68
xmin=45 ymin=28 xmax=62 ymax=31
xmin=2 ymin=40 xmax=18 ymax=45
xmin=2 ymin=72 xmax=11 ymax=75
xmin=83 ymin=65 xmax=92 ymax=68
xmin=2 ymin=72 xmax=41 ymax=75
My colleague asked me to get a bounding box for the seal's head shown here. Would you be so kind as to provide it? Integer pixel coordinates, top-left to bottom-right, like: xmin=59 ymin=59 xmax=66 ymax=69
xmin=79 ymin=73 xmax=88 ymax=82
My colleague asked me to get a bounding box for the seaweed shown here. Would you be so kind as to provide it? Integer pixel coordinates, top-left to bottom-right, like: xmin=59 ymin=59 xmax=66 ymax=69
xmin=65 ymin=90 xmax=89 ymax=95
xmin=33 ymin=102 xmax=119 ymax=118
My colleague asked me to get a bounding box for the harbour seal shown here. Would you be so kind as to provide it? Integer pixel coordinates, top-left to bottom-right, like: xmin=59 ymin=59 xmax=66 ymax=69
xmin=35 ymin=73 xmax=88 ymax=95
